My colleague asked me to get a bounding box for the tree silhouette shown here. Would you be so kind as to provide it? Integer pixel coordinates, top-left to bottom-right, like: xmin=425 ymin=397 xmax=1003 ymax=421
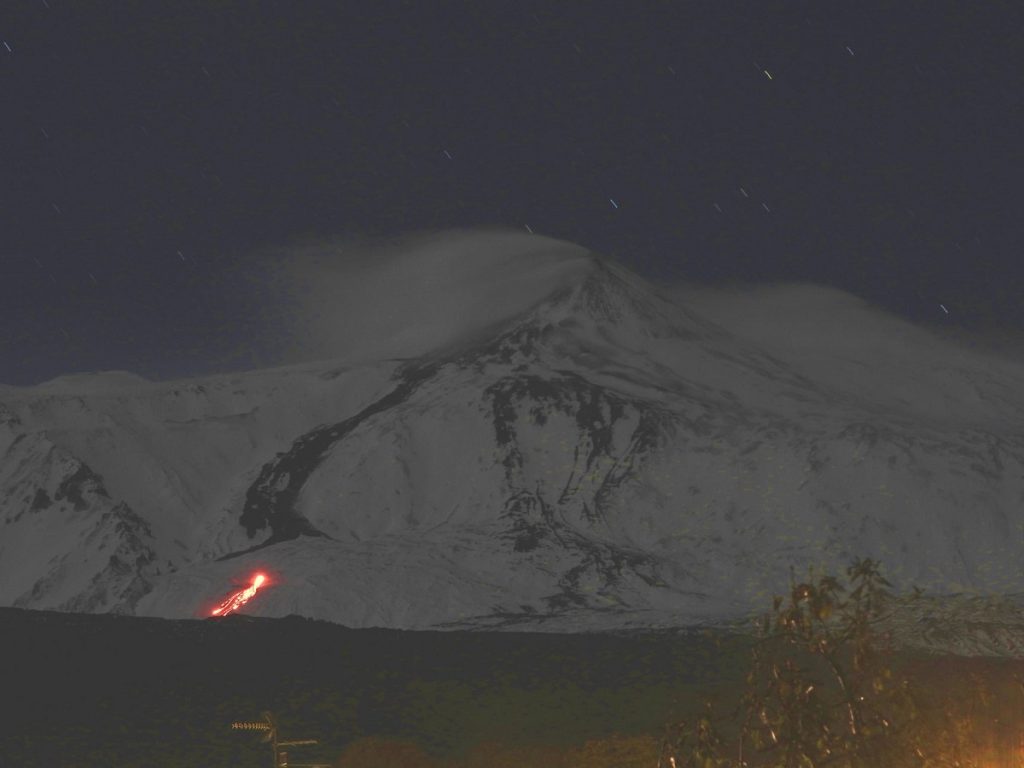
xmin=658 ymin=557 xmax=1007 ymax=768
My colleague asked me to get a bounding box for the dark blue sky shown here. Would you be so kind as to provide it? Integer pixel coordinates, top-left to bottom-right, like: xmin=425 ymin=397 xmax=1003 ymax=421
xmin=3 ymin=1 xmax=1023 ymax=385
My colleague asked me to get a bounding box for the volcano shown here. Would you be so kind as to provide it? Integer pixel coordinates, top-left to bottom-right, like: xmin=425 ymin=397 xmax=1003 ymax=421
xmin=3 ymin=236 xmax=1024 ymax=640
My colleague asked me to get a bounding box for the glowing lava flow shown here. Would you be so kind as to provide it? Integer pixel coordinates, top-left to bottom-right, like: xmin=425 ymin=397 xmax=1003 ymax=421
xmin=210 ymin=573 xmax=268 ymax=616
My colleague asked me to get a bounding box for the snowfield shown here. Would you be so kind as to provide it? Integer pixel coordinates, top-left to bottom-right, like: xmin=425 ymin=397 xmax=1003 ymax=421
xmin=3 ymin=231 xmax=1024 ymax=655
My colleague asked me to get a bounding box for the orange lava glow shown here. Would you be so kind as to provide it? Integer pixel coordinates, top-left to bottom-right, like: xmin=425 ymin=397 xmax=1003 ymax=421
xmin=210 ymin=572 xmax=268 ymax=616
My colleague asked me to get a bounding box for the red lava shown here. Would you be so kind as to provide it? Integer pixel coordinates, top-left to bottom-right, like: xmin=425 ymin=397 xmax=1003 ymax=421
xmin=211 ymin=572 xmax=268 ymax=616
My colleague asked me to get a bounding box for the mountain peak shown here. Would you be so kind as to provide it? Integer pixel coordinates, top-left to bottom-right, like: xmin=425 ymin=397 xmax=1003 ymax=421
xmin=547 ymin=255 xmax=723 ymax=341
xmin=6 ymin=236 xmax=1024 ymax=646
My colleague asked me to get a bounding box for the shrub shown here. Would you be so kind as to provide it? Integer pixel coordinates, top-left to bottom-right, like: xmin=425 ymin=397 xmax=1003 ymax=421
xmin=658 ymin=557 xmax=1010 ymax=768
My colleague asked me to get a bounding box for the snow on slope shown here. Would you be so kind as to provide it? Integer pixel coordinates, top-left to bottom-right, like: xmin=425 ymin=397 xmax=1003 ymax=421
xmin=669 ymin=282 xmax=1024 ymax=430
xmin=0 ymin=361 xmax=403 ymax=610
xmin=0 ymin=400 xmax=157 ymax=612
xmin=4 ymin=233 xmax=1024 ymax=648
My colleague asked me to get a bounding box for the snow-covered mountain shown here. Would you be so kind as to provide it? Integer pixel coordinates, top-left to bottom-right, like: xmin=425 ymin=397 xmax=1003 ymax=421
xmin=3 ymin=237 xmax=1024 ymax=644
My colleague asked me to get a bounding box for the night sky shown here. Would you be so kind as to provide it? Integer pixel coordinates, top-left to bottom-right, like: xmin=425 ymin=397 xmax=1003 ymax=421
xmin=4 ymin=2 xmax=1024 ymax=386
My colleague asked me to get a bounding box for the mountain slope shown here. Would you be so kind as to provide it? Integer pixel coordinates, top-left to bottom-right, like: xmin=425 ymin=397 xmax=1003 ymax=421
xmin=3 ymin=248 xmax=1024 ymax=642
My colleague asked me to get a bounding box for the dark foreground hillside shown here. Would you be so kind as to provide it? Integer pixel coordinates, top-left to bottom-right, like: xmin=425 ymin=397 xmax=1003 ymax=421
xmin=2 ymin=608 xmax=753 ymax=767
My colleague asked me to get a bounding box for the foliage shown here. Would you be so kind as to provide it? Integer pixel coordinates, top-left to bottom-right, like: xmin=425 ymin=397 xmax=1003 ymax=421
xmin=658 ymin=557 xmax=1013 ymax=768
